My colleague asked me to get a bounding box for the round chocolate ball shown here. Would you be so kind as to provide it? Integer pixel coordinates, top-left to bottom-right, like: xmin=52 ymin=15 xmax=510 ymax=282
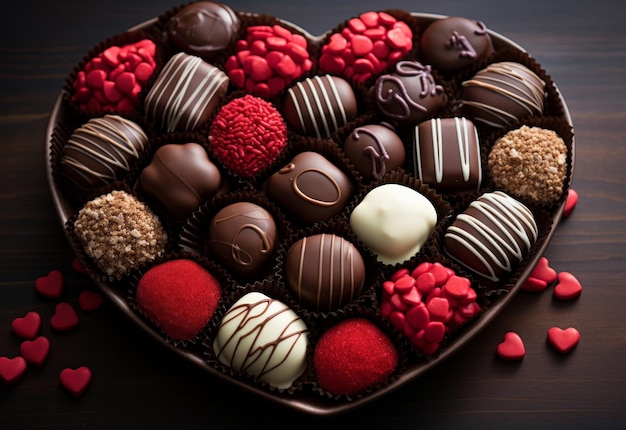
xmin=284 ymin=233 xmax=365 ymax=312
xmin=374 ymin=60 xmax=447 ymax=126
xmin=419 ymin=16 xmax=494 ymax=74
xmin=207 ymin=202 xmax=277 ymax=278
xmin=343 ymin=124 xmax=406 ymax=180
xmin=167 ymin=1 xmax=240 ymax=61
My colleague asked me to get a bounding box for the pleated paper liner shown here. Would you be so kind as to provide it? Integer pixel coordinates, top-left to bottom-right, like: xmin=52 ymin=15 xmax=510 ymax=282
xmin=126 ymin=249 xmax=235 ymax=349
xmin=178 ymin=189 xmax=291 ymax=284
xmin=202 ymin=278 xmax=313 ymax=396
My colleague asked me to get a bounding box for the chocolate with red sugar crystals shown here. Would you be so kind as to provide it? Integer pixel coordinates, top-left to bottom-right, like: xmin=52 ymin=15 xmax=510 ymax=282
xmin=71 ymin=39 xmax=156 ymax=116
xmin=380 ymin=262 xmax=480 ymax=354
xmin=319 ymin=11 xmax=413 ymax=82
xmin=225 ymin=25 xmax=313 ymax=98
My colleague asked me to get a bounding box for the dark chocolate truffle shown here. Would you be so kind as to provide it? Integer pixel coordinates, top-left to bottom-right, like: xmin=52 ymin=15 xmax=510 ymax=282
xmin=61 ymin=114 xmax=147 ymax=191
xmin=167 ymin=1 xmax=240 ymax=61
xmin=343 ymin=123 xmax=406 ymax=180
xmin=444 ymin=191 xmax=538 ymax=282
xmin=284 ymin=233 xmax=365 ymax=312
xmin=419 ymin=16 xmax=494 ymax=74
xmin=460 ymin=61 xmax=545 ymax=129
xmin=265 ymin=151 xmax=354 ymax=224
xmin=413 ymin=117 xmax=482 ymax=193
xmin=206 ymin=202 xmax=277 ymax=278
xmin=137 ymin=143 xmax=222 ymax=221
xmin=144 ymin=52 xmax=229 ymax=132
xmin=283 ymin=75 xmax=357 ymax=139
xmin=374 ymin=60 xmax=447 ymax=126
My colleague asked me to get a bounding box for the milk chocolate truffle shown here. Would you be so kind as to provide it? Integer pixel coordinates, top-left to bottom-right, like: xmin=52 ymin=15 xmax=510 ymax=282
xmin=283 ymin=75 xmax=357 ymax=139
xmin=144 ymin=52 xmax=229 ymax=132
xmin=488 ymin=125 xmax=568 ymax=205
xmin=374 ymin=60 xmax=446 ymax=126
xmin=413 ymin=117 xmax=482 ymax=193
xmin=167 ymin=1 xmax=240 ymax=61
xmin=460 ymin=61 xmax=545 ymax=129
xmin=419 ymin=17 xmax=494 ymax=74
xmin=73 ymin=190 xmax=167 ymax=279
xmin=206 ymin=202 xmax=277 ymax=278
xmin=213 ymin=292 xmax=309 ymax=389
xmin=138 ymin=143 xmax=222 ymax=221
xmin=61 ymin=114 xmax=148 ymax=191
xmin=349 ymin=183 xmax=437 ymax=265
xmin=265 ymin=151 xmax=354 ymax=224
xmin=284 ymin=233 xmax=366 ymax=312
xmin=343 ymin=124 xmax=406 ymax=180
xmin=444 ymin=191 xmax=538 ymax=282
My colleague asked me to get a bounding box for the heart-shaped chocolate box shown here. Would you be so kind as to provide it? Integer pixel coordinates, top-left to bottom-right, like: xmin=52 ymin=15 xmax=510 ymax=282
xmin=45 ymin=4 xmax=574 ymax=415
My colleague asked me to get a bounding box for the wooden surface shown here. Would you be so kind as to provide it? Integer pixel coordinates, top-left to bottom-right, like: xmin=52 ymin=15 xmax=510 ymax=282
xmin=1 ymin=0 xmax=625 ymax=428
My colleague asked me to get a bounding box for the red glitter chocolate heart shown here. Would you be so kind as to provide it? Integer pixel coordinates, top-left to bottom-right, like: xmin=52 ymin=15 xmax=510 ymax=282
xmin=50 ymin=302 xmax=79 ymax=331
xmin=554 ymin=271 xmax=583 ymax=301
xmin=0 ymin=356 xmax=27 ymax=384
xmin=19 ymin=336 xmax=51 ymax=367
xmin=59 ymin=366 xmax=92 ymax=397
xmin=11 ymin=311 xmax=41 ymax=340
xmin=547 ymin=327 xmax=580 ymax=353
xmin=35 ymin=269 xmax=64 ymax=299
xmin=79 ymin=290 xmax=104 ymax=312
xmin=496 ymin=332 xmax=525 ymax=361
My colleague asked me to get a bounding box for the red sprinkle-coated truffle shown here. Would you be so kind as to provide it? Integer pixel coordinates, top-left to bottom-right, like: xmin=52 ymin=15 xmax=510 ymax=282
xmin=71 ymin=39 xmax=156 ymax=116
xmin=314 ymin=318 xmax=398 ymax=396
xmin=225 ymin=25 xmax=313 ymax=98
xmin=319 ymin=11 xmax=413 ymax=82
xmin=136 ymin=259 xmax=221 ymax=342
xmin=209 ymin=94 xmax=287 ymax=178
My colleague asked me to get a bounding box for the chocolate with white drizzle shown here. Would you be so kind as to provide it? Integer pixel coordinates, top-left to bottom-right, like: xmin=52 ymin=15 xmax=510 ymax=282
xmin=413 ymin=117 xmax=482 ymax=193
xmin=213 ymin=292 xmax=309 ymax=390
xmin=444 ymin=191 xmax=538 ymax=282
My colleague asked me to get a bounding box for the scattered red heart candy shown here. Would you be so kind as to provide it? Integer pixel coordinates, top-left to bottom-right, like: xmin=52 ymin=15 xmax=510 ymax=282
xmin=496 ymin=331 xmax=525 ymax=361
xmin=35 ymin=269 xmax=64 ymax=299
xmin=0 ymin=356 xmax=27 ymax=384
xmin=521 ymin=276 xmax=548 ymax=293
xmin=562 ymin=189 xmax=579 ymax=219
xmin=11 ymin=311 xmax=41 ymax=340
xmin=20 ymin=336 xmax=51 ymax=366
xmin=59 ymin=366 xmax=92 ymax=397
xmin=522 ymin=256 xmax=557 ymax=292
xmin=72 ymin=257 xmax=88 ymax=274
xmin=50 ymin=302 xmax=79 ymax=331
xmin=547 ymin=327 xmax=580 ymax=354
xmin=554 ymin=272 xmax=583 ymax=301
xmin=79 ymin=290 xmax=104 ymax=312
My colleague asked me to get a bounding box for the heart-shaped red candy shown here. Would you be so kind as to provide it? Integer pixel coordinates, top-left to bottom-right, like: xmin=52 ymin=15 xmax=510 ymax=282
xmin=11 ymin=311 xmax=41 ymax=340
xmin=35 ymin=269 xmax=64 ymax=299
xmin=72 ymin=257 xmax=88 ymax=274
xmin=0 ymin=356 xmax=27 ymax=384
xmin=554 ymin=272 xmax=583 ymax=301
xmin=50 ymin=302 xmax=79 ymax=331
xmin=522 ymin=256 xmax=557 ymax=292
xmin=562 ymin=189 xmax=578 ymax=219
xmin=547 ymin=327 xmax=580 ymax=353
xmin=20 ymin=336 xmax=50 ymax=366
xmin=59 ymin=366 xmax=92 ymax=397
xmin=79 ymin=290 xmax=103 ymax=312
xmin=496 ymin=332 xmax=525 ymax=361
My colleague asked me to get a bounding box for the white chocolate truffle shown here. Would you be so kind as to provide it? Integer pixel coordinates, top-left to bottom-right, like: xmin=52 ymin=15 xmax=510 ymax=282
xmin=213 ymin=292 xmax=309 ymax=389
xmin=349 ymin=184 xmax=437 ymax=265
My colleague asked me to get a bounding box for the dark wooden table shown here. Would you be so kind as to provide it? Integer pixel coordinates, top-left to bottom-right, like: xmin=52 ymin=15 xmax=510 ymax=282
xmin=1 ymin=0 xmax=625 ymax=428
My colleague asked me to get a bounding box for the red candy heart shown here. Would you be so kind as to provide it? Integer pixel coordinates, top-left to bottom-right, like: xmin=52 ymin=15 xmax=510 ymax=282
xmin=562 ymin=189 xmax=579 ymax=219
xmin=50 ymin=302 xmax=79 ymax=331
xmin=59 ymin=366 xmax=92 ymax=397
xmin=547 ymin=327 xmax=580 ymax=353
xmin=0 ymin=356 xmax=27 ymax=384
xmin=554 ymin=272 xmax=583 ymax=301
xmin=72 ymin=257 xmax=88 ymax=274
xmin=496 ymin=332 xmax=525 ymax=361
xmin=79 ymin=290 xmax=104 ymax=312
xmin=35 ymin=269 xmax=64 ymax=299
xmin=11 ymin=311 xmax=41 ymax=340
xmin=522 ymin=256 xmax=557 ymax=292
xmin=20 ymin=336 xmax=51 ymax=366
